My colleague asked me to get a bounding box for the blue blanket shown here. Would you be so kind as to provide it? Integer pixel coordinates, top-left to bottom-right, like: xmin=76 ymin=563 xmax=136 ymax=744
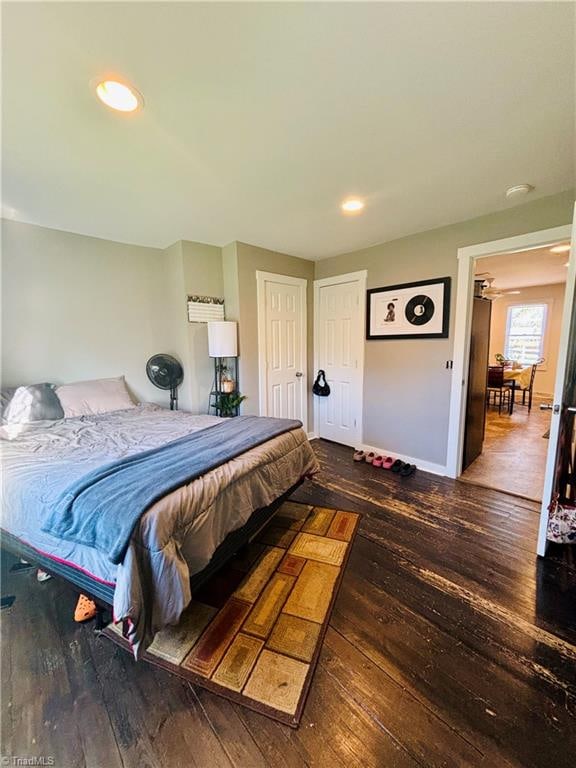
xmin=42 ymin=415 xmax=301 ymax=565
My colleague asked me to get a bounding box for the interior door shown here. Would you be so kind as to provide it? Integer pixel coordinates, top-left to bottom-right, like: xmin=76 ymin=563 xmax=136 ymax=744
xmin=315 ymin=276 xmax=364 ymax=446
xmin=258 ymin=273 xmax=307 ymax=423
xmin=537 ymin=204 xmax=576 ymax=556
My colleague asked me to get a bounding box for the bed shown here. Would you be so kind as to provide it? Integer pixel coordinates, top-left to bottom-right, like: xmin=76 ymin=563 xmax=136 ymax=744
xmin=0 ymin=404 xmax=319 ymax=655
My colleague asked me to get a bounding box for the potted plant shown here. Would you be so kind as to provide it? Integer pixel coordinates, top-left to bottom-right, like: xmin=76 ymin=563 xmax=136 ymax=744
xmin=216 ymin=392 xmax=246 ymax=417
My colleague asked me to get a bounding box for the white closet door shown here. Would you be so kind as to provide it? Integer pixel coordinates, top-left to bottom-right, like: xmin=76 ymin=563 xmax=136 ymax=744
xmin=315 ymin=273 xmax=366 ymax=447
xmin=257 ymin=272 xmax=307 ymax=425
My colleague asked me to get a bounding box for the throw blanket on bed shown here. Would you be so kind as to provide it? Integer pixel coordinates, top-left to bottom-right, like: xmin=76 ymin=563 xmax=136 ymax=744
xmin=42 ymin=415 xmax=301 ymax=565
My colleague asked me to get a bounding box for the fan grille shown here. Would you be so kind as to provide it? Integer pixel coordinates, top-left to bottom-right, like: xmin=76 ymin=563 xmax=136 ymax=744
xmin=146 ymin=354 xmax=183 ymax=390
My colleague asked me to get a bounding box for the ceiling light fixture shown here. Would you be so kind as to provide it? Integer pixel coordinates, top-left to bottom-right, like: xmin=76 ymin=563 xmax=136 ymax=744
xmin=550 ymin=244 xmax=571 ymax=253
xmin=506 ymin=290 xmax=521 ymax=295
xmin=505 ymin=184 xmax=534 ymax=199
xmin=565 ymin=262 xmax=570 ymax=267
xmin=95 ymin=79 xmax=143 ymax=112
xmin=341 ymin=198 xmax=365 ymax=213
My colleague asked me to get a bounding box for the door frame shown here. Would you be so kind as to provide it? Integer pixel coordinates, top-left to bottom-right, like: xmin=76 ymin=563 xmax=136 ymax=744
xmin=537 ymin=209 xmax=576 ymax=555
xmin=256 ymin=271 xmax=308 ymax=428
xmin=446 ymin=224 xmax=572 ymax=481
xmin=313 ymin=270 xmax=367 ymax=445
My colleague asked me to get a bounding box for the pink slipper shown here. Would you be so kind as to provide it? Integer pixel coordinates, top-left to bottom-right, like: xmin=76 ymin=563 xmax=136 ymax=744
xmin=365 ymin=452 xmax=376 ymax=464
xmin=382 ymin=456 xmax=395 ymax=470
xmin=372 ymin=455 xmax=384 ymax=468
xmin=353 ymin=450 xmax=365 ymax=462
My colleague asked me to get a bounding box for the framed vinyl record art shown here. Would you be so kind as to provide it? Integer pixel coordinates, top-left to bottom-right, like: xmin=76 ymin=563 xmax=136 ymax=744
xmin=366 ymin=277 xmax=451 ymax=340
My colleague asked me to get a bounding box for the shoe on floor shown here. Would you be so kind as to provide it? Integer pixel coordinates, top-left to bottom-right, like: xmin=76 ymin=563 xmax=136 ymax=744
xmin=382 ymin=456 xmax=395 ymax=470
xmin=353 ymin=449 xmax=365 ymax=462
xmin=365 ymin=452 xmax=376 ymax=464
xmin=74 ymin=594 xmax=97 ymax=623
xmin=36 ymin=569 xmax=52 ymax=582
xmin=372 ymin=455 xmax=384 ymax=467
xmin=400 ymin=464 xmax=417 ymax=477
xmin=391 ymin=459 xmax=405 ymax=473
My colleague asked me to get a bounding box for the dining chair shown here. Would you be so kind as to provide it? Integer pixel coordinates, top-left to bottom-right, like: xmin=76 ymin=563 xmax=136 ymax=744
xmin=486 ymin=365 xmax=512 ymax=415
xmin=517 ymin=358 xmax=544 ymax=412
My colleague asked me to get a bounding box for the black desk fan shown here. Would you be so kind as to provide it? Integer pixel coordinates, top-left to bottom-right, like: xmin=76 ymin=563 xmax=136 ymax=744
xmin=146 ymin=354 xmax=184 ymax=410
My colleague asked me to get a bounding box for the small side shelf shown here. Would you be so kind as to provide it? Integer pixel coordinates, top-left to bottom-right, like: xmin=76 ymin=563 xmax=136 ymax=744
xmin=209 ymin=357 xmax=241 ymax=417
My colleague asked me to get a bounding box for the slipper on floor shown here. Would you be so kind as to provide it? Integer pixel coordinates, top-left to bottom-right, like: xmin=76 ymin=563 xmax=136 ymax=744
xmin=400 ymin=464 xmax=417 ymax=477
xmin=365 ymin=452 xmax=376 ymax=464
xmin=353 ymin=450 xmax=365 ymax=462
xmin=74 ymin=594 xmax=97 ymax=623
xmin=372 ymin=455 xmax=384 ymax=468
xmin=36 ymin=569 xmax=52 ymax=583
xmin=391 ymin=459 xmax=405 ymax=473
xmin=382 ymin=456 xmax=395 ymax=470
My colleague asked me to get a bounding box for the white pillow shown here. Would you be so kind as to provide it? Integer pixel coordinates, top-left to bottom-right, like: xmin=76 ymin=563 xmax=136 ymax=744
xmin=3 ymin=383 xmax=64 ymax=424
xmin=55 ymin=376 xmax=136 ymax=418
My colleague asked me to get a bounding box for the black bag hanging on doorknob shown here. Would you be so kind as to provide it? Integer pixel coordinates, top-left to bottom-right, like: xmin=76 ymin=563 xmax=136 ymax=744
xmin=313 ymin=370 xmax=330 ymax=397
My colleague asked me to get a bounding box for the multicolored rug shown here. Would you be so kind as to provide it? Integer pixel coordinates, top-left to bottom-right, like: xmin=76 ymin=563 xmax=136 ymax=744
xmin=104 ymin=501 xmax=360 ymax=726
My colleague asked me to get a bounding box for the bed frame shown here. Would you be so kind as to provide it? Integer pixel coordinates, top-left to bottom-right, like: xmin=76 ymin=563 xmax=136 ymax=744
xmin=1 ymin=479 xmax=304 ymax=626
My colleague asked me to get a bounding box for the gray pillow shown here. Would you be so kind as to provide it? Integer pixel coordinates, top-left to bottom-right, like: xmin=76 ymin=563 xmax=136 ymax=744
xmin=3 ymin=383 xmax=64 ymax=423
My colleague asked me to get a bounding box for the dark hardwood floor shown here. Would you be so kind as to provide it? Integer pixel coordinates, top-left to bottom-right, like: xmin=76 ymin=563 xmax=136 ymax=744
xmin=2 ymin=438 xmax=576 ymax=767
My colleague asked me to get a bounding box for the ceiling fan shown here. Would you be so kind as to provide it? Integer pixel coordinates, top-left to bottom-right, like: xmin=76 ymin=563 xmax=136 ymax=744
xmin=475 ymin=273 xmax=503 ymax=300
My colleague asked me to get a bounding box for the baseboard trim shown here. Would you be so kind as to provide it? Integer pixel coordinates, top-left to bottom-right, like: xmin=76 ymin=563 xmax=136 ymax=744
xmin=307 ymin=432 xmax=318 ymax=441
xmin=360 ymin=442 xmax=448 ymax=477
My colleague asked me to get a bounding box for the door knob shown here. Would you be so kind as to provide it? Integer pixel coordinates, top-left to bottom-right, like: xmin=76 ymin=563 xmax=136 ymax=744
xmin=295 ymin=372 xmax=303 ymax=378
xmin=540 ymin=403 xmax=561 ymax=413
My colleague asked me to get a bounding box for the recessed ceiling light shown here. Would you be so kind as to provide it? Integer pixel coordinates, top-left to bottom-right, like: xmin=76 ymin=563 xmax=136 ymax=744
xmin=505 ymin=184 xmax=534 ymax=199
xmin=550 ymin=244 xmax=571 ymax=253
xmin=565 ymin=262 xmax=570 ymax=267
xmin=341 ymin=198 xmax=364 ymax=213
xmin=95 ymin=79 xmax=143 ymax=112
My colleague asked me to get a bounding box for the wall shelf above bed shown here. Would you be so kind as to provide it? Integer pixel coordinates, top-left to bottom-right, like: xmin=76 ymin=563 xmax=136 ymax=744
xmin=187 ymin=295 xmax=225 ymax=323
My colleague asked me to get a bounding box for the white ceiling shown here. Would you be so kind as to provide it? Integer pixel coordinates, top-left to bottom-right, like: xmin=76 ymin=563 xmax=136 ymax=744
xmin=2 ymin=2 xmax=574 ymax=259
xmin=475 ymin=244 xmax=570 ymax=290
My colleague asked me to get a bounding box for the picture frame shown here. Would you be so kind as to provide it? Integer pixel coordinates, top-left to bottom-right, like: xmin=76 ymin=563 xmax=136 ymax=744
xmin=366 ymin=277 xmax=451 ymax=340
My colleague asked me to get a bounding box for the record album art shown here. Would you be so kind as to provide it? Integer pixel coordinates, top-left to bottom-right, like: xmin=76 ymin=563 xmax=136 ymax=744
xmin=366 ymin=277 xmax=450 ymax=339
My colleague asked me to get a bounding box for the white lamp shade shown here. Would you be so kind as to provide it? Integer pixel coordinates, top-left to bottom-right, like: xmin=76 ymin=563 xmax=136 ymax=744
xmin=208 ymin=321 xmax=238 ymax=357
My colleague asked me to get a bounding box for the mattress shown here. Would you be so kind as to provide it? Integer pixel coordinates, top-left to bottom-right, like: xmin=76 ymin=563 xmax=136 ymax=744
xmin=0 ymin=405 xmax=319 ymax=653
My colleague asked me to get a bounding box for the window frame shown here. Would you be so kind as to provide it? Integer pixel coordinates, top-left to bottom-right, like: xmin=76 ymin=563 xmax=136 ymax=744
xmin=504 ymin=300 xmax=551 ymax=368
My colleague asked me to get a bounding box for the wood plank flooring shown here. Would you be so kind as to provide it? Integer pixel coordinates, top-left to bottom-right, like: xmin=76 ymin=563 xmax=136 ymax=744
xmin=461 ymin=395 xmax=552 ymax=501
xmin=2 ymin=438 xmax=576 ymax=767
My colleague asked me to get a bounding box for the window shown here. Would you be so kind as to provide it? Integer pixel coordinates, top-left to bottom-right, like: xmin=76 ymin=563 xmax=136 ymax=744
xmin=504 ymin=303 xmax=547 ymax=364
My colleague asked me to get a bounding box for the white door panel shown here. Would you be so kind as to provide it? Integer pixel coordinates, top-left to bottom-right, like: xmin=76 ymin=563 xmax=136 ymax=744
xmin=257 ymin=273 xmax=307 ymax=426
xmin=315 ymin=275 xmax=365 ymax=446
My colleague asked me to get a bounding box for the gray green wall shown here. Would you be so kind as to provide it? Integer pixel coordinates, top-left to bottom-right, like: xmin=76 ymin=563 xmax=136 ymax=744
xmin=1 ymin=221 xmax=314 ymax=426
xmin=180 ymin=240 xmax=224 ymax=412
xmin=0 ymin=221 xmax=225 ymax=412
xmin=315 ymin=190 xmax=575 ymax=468
xmin=2 ymin=190 xmax=573 ymax=464
xmin=1 ymin=220 xmax=175 ymax=405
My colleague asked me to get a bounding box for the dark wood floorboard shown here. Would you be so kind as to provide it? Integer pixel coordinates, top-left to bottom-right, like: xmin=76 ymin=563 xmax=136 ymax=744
xmin=2 ymin=438 xmax=575 ymax=767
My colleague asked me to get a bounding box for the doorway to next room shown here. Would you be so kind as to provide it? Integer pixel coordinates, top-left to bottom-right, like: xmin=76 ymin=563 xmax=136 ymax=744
xmin=460 ymin=240 xmax=569 ymax=501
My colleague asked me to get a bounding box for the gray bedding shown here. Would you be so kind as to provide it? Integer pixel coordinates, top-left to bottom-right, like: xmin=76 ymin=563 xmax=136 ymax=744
xmin=0 ymin=405 xmax=318 ymax=655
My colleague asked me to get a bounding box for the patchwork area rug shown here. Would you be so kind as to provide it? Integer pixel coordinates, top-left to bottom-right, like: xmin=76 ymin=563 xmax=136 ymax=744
xmin=104 ymin=501 xmax=360 ymax=726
